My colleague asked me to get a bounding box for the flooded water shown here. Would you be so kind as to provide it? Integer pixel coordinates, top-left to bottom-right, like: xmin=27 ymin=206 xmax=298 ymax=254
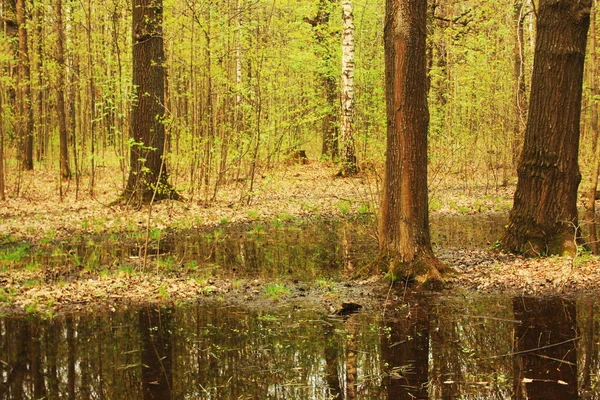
xmin=1 ymin=294 xmax=597 ymax=399
xmin=2 ymin=213 xmax=598 ymax=399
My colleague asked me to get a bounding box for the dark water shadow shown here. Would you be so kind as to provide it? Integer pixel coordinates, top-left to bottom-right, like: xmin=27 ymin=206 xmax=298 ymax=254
xmin=1 ymin=293 xmax=599 ymax=399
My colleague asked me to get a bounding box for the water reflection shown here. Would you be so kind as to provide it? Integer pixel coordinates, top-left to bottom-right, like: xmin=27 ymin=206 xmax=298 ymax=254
xmin=513 ymin=297 xmax=578 ymax=399
xmin=19 ymin=213 xmax=507 ymax=282
xmin=1 ymin=294 xmax=599 ymax=399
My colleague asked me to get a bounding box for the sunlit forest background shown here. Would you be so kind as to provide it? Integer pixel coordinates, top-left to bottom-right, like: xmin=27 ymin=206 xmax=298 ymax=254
xmin=0 ymin=0 xmax=597 ymax=201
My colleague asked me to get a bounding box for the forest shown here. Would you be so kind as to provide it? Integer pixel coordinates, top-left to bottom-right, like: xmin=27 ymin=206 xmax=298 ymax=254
xmin=0 ymin=0 xmax=598 ymax=297
xmin=0 ymin=0 xmax=556 ymax=200
xmin=2 ymin=1 xmax=600 ymax=398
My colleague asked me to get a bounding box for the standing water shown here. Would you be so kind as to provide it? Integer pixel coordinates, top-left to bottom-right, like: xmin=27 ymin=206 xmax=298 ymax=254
xmin=0 ymin=214 xmax=596 ymax=399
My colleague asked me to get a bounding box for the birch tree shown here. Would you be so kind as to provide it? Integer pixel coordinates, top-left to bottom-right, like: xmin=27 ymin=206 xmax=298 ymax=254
xmin=339 ymin=0 xmax=358 ymax=175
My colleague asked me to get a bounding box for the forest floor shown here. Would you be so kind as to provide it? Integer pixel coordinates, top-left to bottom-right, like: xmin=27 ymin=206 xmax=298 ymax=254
xmin=1 ymin=161 xmax=599 ymax=315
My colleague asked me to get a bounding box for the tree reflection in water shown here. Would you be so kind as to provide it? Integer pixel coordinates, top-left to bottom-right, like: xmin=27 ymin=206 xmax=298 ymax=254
xmin=0 ymin=295 xmax=598 ymax=399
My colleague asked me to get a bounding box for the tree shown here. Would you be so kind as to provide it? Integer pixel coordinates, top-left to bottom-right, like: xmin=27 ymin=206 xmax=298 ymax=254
xmin=585 ymin=0 xmax=599 ymax=253
xmin=55 ymin=0 xmax=71 ymax=180
xmin=124 ymin=0 xmax=177 ymax=204
xmin=379 ymin=0 xmax=447 ymax=286
xmin=338 ymin=0 xmax=358 ymax=176
xmin=502 ymin=0 xmax=591 ymax=255
xmin=305 ymin=0 xmax=339 ymax=161
xmin=16 ymin=0 xmax=33 ymax=170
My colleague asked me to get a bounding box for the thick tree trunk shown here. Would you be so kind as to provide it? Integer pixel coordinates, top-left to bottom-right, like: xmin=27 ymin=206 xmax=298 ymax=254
xmin=380 ymin=0 xmax=446 ymax=287
xmin=16 ymin=0 xmax=33 ymax=171
xmin=502 ymin=0 xmax=591 ymax=256
xmin=339 ymin=0 xmax=358 ymax=176
xmin=56 ymin=0 xmax=71 ymax=180
xmin=124 ymin=0 xmax=177 ymax=204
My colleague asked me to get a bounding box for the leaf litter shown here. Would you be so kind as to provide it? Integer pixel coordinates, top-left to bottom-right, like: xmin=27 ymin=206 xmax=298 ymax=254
xmin=1 ymin=162 xmax=599 ymax=315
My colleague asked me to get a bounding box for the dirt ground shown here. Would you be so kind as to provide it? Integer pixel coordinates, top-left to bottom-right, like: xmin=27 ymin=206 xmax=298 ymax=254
xmin=1 ymin=162 xmax=599 ymax=315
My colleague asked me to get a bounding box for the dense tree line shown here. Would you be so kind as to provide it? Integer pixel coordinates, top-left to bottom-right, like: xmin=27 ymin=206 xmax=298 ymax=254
xmin=0 ymin=0 xmax=552 ymax=198
xmin=0 ymin=0 xmax=599 ymax=281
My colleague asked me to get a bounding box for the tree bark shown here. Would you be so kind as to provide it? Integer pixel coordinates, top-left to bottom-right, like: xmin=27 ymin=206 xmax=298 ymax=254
xmin=124 ymin=0 xmax=177 ymax=204
xmin=512 ymin=0 xmax=527 ymax=170
xmin=586 ymin=0 xmax=599 ymax=253
xmin=502 ymin=0 xmax=591 ymax=256
xmin=16 ymin=0 xmax=33 ymax=171
xmin=56 ymin=0 xmax=71 ymax=180
xmin=338 ymin=0 xmax=358 ymax=176
xmin=380 ymin=0 xmax=446 ymax=287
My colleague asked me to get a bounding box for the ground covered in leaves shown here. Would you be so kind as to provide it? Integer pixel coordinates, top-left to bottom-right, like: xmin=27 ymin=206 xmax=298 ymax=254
xmin=1 ymin=162 xmax=599 ymax=315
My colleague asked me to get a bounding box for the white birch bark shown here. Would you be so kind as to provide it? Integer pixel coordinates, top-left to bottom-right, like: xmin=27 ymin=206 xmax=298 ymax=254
xmin=340 ymin=0 xmax=357 ymax=174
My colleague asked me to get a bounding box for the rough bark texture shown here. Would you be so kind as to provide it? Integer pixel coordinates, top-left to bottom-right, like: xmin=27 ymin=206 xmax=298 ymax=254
xmin=380 ymin=0 xmax=446 ymax=287
xmin=586 ymin=1 xmax=599 ymax=253
xmin=16 ymin=0 xmax=33 ymax=170
xmin=124 ymin=0 xmax=176 ymax=204
xmin=512 ymin=0 xmax=527 ymax=169
xmin=56 ymin=0 xmax=71 ymax=180
xmin=502 ymin=0 xmax=591 ymax=256
xmin=339 ymin=0 xmax=358 ymax=176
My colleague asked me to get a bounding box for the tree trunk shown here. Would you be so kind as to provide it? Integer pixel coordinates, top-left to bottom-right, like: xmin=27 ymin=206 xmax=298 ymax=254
xmin=502 ymin=0 xmax=591 ymax=256
xmin=56 ymin=0 xmax=71 ymax=180
xmin=380 ymin=0 xmax=446 ymax=287
xmin=305 ymin=0 xmax=339 ymax=160
xmin=338 ymin=0 xmax=358 ymax=176
xmin=124 ymin=0 xmax=177 ymax=204
xmin=586 ymin=0 xmax=599 ymax=253
xmin=512 ymin=0 xmax=527 ymax=170
xmin=0 ymin=86 xmax=5 ymax=200
xmin=16 ymin=0 xmax=33 ymax=171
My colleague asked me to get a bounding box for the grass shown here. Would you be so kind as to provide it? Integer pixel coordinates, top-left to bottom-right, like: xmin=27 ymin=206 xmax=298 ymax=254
xmin=0 ymin=288 xmax=14 ymax=303
xmin=157 ymin=257 xmax=177 ymax=271
xmin=336 ymin=201 xmax=352 ymax=214
xmin=316 ymin=276 xmax=333 ymax=290
xmin=0 ymin=243 xmax=30 ymax=264
xmin=249 ymin=224 xmax=264 ymax=235
xmin=263 ymin=282 xmax=291 ymax=299
xmin=158 ymin=285 xmax=170 ymax=300
xmin=247 ymin=209 xmax=260 ymax=219
xmin=429 ymin=198 xmax=443 ymax=211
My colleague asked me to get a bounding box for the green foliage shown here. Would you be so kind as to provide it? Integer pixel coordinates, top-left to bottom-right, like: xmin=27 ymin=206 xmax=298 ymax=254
xmin=263 ymin=282 xmax=291 ymax=299
xmin=335 ymin=200 xmax=352 ymax=214
xmin=0 ymin=244 xmax=30 ymax=264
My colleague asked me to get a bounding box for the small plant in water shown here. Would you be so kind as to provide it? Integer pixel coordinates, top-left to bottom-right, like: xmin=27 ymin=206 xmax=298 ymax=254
xmin=0 ymin=243 xmax=30 ymax=264
xmin=25 ymin=303 xmax=39 ymax=314
xmin=25 ymin=261 xmax=41 ymax=272
xmin=263 ymin=283 xmax=291 ymax=299
xmin=258 ymin=313 xmax=281 ymax=322
xmin=277 ymin=213 xmax=295 ymax=221
xmin=316 ymin=277 xmax=333 ymax=289
xmin=249 ymin=224 xmax=264 ymax=235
